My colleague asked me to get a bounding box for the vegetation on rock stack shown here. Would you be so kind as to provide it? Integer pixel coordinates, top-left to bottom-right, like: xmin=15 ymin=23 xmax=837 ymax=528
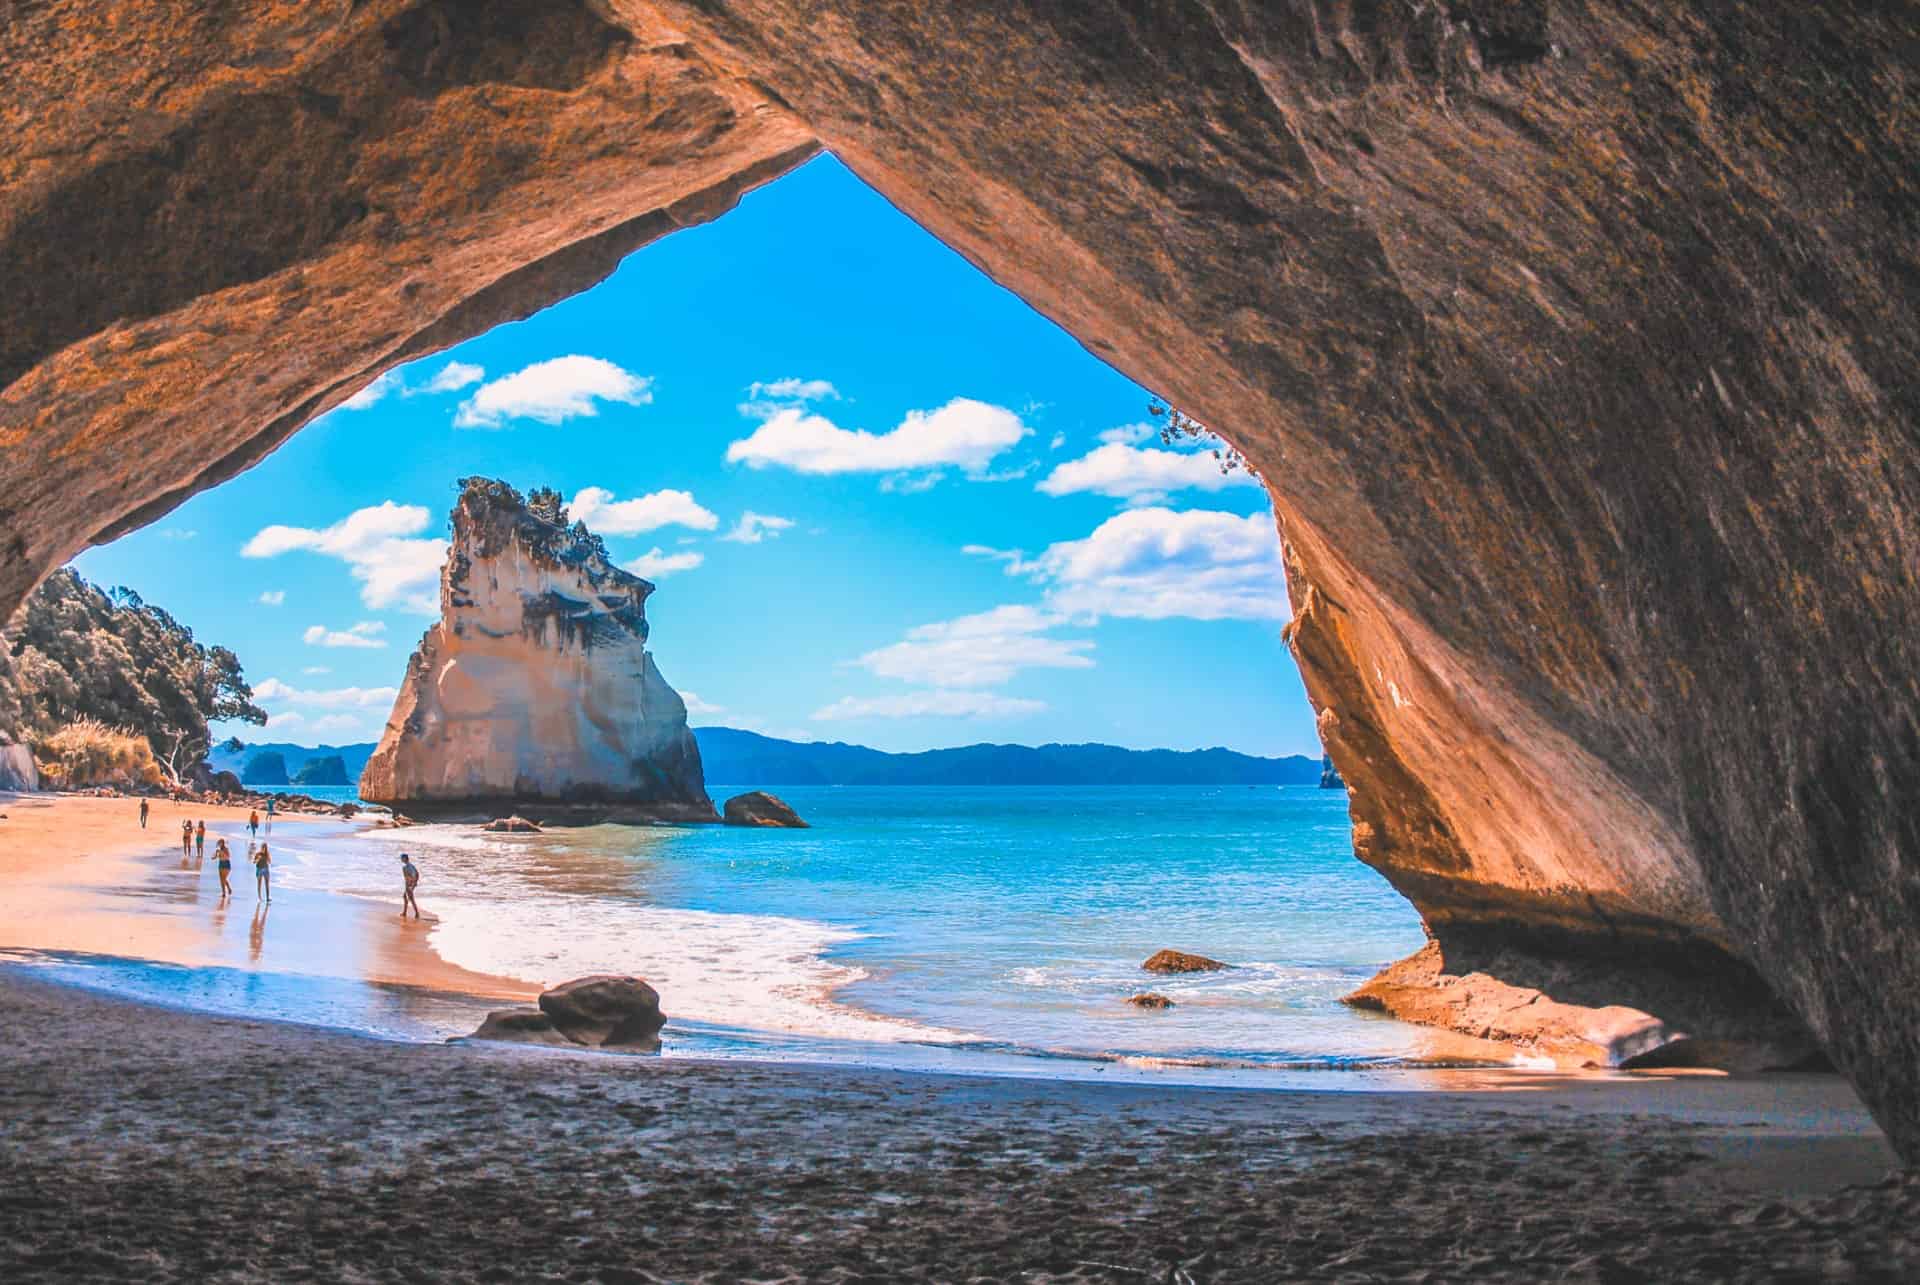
xmin=0 ymin=568 xmax=268 ymax=785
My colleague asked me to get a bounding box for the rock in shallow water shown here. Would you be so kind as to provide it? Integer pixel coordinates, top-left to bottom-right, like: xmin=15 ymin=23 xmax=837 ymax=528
xmin=469 ymin=1007 xmax=572 ymax=1047
xmin=1143 ymin=950 xmax=1228 ymax=975
xmin=537 ymin=975 xmax=666 ymax=1049
xmin=1127 ymin=993 xmax=1175 ymax=1010
xmin=721 ymin=791 xmax=808 ymax=828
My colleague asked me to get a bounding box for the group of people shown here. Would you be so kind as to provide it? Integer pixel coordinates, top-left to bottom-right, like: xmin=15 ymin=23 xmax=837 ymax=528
xmin=138 ymin=794 xmax=420 ymax=914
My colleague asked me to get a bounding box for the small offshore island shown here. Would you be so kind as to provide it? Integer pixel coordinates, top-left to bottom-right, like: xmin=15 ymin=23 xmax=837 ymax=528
xmin=360 ymin=479 xmax=716 ymax=825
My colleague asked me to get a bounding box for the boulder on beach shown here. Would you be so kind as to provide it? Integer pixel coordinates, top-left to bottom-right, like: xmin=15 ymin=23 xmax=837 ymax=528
xmin=1143 ymin=949 xmax=1229 ymax=974
xmin=1127 ymin=993 xmax=1175 ymax=1010
xmin=482 ymin=815 xmax=543 ymax=833
xmin=538 ymin=975 xmax=666 ymax=1049
xmin=468 ymin=1007 xmax=573 ymax=1047
xmin=722 ymin=791 xmax=809 ymax=829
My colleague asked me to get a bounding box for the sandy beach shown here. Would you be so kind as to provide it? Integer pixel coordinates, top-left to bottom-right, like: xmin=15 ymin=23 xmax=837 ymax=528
xmin=1 ymin=790 xmax=1913 ymax=1280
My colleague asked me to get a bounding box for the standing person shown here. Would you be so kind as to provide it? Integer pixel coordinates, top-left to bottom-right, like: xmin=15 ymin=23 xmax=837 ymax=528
xmin=214 ymin=839 xmax=233 ymax=898
xmin=138 ymin=798 xmax=149 ymax=829
xmin=194 ymin=820 xmax=206 ymax=859
xmin=247 ymin=810 xmax=259 ymax=840
xmin=181 ymin=820 xmax=193 ymax=857
xmin=253 ymin=843 xmax=271 ymax=902
xmin=400 ymin=853 xmax=420 ymax=919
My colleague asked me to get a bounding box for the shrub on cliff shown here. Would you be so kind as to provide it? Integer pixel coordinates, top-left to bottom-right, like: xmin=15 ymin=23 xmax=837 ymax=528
xmin=0 ymin=568 xmax=268 ymax=781
xmin=34 ymin=718 xmax=164 ymax=789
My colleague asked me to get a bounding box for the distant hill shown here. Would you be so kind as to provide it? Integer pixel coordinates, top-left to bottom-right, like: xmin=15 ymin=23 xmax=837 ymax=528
xmin=293 ymin=754 xmax=350 ymax=786
xmin=212 ymin=730 xmax=1322 ymax=791
xmin=241 ymin=751 xmax=289 ymax=784
xmin=213 ymin=740 xmax=377 ymax=782
xmin=692 ymin=727 xmax=1322 ymax=787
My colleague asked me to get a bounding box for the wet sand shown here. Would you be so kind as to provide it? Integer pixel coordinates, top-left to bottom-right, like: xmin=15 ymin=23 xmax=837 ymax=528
xmin=1 ymin=791 xmax=1912 ymax=1279
xmin=0 ymin=790 xmax=535 ymax=1002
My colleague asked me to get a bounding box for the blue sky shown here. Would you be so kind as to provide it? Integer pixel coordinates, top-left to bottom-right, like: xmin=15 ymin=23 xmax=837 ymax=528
xmin=74 ymin=156 xmax=1321 ymax=758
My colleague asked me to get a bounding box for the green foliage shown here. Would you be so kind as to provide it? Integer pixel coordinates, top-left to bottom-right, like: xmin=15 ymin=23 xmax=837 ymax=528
xmin=0 ymin=568 xmax=268 ymax=776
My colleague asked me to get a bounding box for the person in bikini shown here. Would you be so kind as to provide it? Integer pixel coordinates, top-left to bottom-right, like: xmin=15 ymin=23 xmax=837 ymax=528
xmin=253 ymin=842 xmax=271 ymax=902
xmin=194 ymin=820 xmax=206 ymax=859
xmin=400 ymin=853 xmax=420 ymax=919
xmin=214 ymin=839 xmax=233 ymax=898
xmin=181 ymin=820 xmax=193 ymax=857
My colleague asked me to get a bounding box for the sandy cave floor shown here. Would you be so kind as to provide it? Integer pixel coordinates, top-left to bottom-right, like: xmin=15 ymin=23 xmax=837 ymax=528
xmin=0 ymin=972 xmax=1914 ymax=1283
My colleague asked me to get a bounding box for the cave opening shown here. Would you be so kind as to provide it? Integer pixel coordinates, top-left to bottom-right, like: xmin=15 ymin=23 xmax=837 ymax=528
xmin=11 ymin=153 xmax=1474 ymax=1075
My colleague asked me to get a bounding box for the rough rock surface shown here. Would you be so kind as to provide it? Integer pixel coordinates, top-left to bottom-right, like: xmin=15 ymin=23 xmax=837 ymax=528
xmin=2 ymin=3 xmax=1918 ymax=1159
xmin=1345 ymin=941 xmax=1822 ymax=1071
xmin=1143 ymin=950 xmax=1228 ymax=975
xmin=0 ymin=744 xmax=39 ymax=793
xmin=721 ymin=790 xmax=807 ymax=828
xmin=1126 ymin=993 xmax=1175 ymax=1011
xmin=537 ymin=975 xmax=666 ymax=1050
xmin=468 ymin=1007 xmax=571 ymax=1048
xmin=481 ymin=815 xmax=543 ymax=834
xmin=359 ymin=480 xmax=715 ymax=823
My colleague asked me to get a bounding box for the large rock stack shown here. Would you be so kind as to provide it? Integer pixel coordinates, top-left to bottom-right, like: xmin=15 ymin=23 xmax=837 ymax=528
xmin=359 ymin=479 xmax=715 ymax=824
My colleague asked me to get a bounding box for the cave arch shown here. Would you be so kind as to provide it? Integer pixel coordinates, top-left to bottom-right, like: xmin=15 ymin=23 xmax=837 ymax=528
xmin=3 ymin=3 xmax=1917 ymax=1160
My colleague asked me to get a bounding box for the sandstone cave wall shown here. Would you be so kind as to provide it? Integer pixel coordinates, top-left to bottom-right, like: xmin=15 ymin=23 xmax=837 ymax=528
xmin=1 ymin=2 xmax=1917 ymax=1156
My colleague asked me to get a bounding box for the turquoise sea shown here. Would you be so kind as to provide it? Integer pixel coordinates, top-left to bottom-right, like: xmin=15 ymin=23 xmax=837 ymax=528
xmin=24 ymin=786 xmax=1494 ymax=1081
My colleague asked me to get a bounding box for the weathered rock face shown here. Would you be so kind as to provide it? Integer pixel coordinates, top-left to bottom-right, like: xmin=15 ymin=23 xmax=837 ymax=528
xmin=721 ymin=791 xmax=808 ymax=829
xmin=3 ymin=4 xmax=1918 ymax=1159
xmin=1142 ymin=950 xmax=1229 ymax=976
xmin=359 ymin=479 xmax=715 ymax=823
xmin=0 ymin=744 xmax=37 ymax=793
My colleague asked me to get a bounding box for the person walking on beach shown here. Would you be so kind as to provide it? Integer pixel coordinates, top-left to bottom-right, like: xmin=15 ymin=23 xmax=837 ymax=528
xmin=253 ymin=842 xmax=272 ymax=902
xmin=215 ymin=839 xmax=233 ymax=898
xmin=138 ymin=798 xmax=149 ymax=829
xmin=400 ymin=853 xmax=420 ymax=919
xmin=247 ymin=810 xmax=259 ymax=840
xmin=181 ymin=820 xmax=193 ymax=857
xmin=194 ymin=820 xmax=206 ymax=859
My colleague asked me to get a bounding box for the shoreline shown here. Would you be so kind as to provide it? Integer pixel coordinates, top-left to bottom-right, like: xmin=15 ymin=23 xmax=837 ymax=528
xmin=0 ymin=965 xmax=1908 ymax=1281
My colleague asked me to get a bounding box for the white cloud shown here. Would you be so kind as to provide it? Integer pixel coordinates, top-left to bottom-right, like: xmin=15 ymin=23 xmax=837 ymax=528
xmin=307 ymin=714 xmax=369 ymax=737
xmin=1098 ymin=423 xmax=1155 ymax=446
xmin=962 ymin=544 xmax=1024 ymax=565
xmin=624 ymin=548 xmax=703 ymax=578
xmin=1036 ymin=442 xmax=1260 ymax=503
xmin=854 ymin=605 xmax=1093 ymax=688
xmin=720 ymin=511 xmax=795 ymax=544
xmin=454 ymin=356 xmax=652 ymax=429
xmin=302 ymin=621 xmax=388 ymax=649
xmin=1005 ymin=507 xmax=1290 ymax=622
xmin=159 ymin=528 xmax=197 ymax=541
xmin=258 ymin=590 xmax=285 ymax=606
xmin=1048 ymin=432 xmax=1067 ymax=451
xmin=748 ymin=377 xmax=838 ymax=402
xmin=879 ymin=471 xmax=943 ymax=494
xmin=681 ymin=691 xmax=725 ymax=717
xmin=812 ymin=690 xmax=1047 ymax=721
xmin=242 ymin=501 xmax=445 ymax=615
xmin=415 ymin=361 xmax=484 ymax=395
xmin=340 ymin=370 xmax=400 ymax=411
xmin=726 ymin=398 xmax=1028 ymax=477
xmin=569 ymin=486 xmax=717 ymax=535
xmin=253 ymin=678 xmax=398 ymax=709
xmin=300 ymin=666 xmax=331 ymax=676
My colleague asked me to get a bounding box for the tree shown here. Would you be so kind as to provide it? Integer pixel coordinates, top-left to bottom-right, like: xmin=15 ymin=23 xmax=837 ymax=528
xmin=0 ymin=569 xmax=268 ymax=773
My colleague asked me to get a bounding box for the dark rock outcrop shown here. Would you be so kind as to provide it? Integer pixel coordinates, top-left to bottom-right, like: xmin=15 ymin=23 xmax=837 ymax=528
xmin=1126 ymin=993 xmax=1175 ymax=1011
xmin=468 ymin=1007 xmax=572 ymax=1048
xmin=292 ymin=755 xmax=350 ymax=787
xmin=359 ymin=480 xmax=716 ymax=824
xmin=721 ymin=791 xmax=807 ymax=829
xmin=537 ymin=975 xmax=666 ymax=1050
xmin=1143 ymin=950 xmax=1228 ymax=975
xmin=1318 ymin=755 xmax=1345 ymax=790
xmin=241 ymin=752 xmax=289 ymax=785
xmin=2 ymin=3 xmax=1917 ymax=1160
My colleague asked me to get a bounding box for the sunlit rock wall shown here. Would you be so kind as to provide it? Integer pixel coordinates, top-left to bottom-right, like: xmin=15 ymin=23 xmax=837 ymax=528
xmin=360 ymin=479 xmax=714 ymax=822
